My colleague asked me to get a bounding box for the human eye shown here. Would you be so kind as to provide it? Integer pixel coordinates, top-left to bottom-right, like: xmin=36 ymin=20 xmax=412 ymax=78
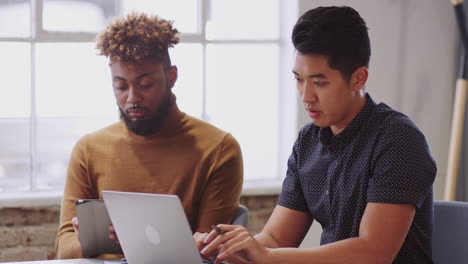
xmin=113 ymin=83 xmax=127 ymax=91
xmin=294 ymin=76 xmax=304 ymax=84
xmin=139 ymin=77 xmax=156 ymax=89
xmin=313 ymin=81 xmax=327 ymax=87
xmin=140 ymin=83 xmax=154 ymax=89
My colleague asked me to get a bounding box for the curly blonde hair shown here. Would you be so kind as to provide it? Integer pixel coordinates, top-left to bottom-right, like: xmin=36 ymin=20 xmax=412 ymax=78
xmin=96 ymin=13 xmax=180 ymax=63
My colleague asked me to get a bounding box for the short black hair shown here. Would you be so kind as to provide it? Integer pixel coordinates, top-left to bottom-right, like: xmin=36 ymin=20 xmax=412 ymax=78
xmin=292 ymin=6 xmax=371 ymax=80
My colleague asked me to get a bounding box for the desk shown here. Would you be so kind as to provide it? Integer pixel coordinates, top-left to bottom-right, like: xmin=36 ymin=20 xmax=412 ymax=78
xmin=0 ymin=259 xmax=107 ymax=264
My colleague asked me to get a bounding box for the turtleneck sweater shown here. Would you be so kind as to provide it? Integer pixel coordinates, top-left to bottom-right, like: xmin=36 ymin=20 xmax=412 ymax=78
xmin=55 ymin=102 xmax=243 ymax=259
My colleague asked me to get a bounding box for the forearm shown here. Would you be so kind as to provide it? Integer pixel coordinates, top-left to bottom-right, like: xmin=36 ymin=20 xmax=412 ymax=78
xmin=55 ymin=195 xmax=83 ymax=259
xmin=55 ymin=232 xmax=82 ymax=259
xmin=56 ymin=150 xmax=89 ymax=259
xmin=254 ymin=232 xmax=280 ymax=249
xmin=264 ymin=237 xmax=392 ymax=264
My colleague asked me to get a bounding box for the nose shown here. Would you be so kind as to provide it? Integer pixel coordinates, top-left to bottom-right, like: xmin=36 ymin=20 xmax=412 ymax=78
xmin=300 ymin=81 xmax=317 ymax=105
xmin=126 ymin=86 xmax=143 ymax=105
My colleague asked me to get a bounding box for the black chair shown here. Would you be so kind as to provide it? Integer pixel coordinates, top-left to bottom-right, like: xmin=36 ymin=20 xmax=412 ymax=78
xmin=432 ymin=200 xmax=468 ymax=264
xmin=232 ymin=204 xmax=249 ymax=227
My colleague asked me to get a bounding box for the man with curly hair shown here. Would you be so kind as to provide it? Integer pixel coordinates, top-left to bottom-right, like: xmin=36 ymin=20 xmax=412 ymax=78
xmin=55 ymin=13 xmax=243 ymax=259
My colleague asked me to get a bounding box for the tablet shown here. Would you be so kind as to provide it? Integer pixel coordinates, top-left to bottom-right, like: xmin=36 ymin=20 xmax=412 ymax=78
xmin=75 ymin=199 xmax=123 ymax=257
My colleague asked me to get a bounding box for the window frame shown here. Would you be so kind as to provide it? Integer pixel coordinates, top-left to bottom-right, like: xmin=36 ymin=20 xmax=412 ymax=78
xmin=0 ymin=0 xmax=298 ymax=193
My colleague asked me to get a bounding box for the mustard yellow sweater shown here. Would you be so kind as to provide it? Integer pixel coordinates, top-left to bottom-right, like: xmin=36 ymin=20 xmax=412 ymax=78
xmin=55 ymin=103 xmax=243 ymax=259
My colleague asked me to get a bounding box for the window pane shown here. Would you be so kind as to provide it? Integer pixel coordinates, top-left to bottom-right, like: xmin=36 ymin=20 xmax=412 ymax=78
xmin=0 ymin=119 xmax=30 ymax=192
xmin=206 ymin=0 xmax=279 ymax=40
xmin=36 ymin=43 xmax=116 ymax=117
xmin=0 ymin=43 xmax=29 ymax=191
xmin=36 ymin=116 xmax=116 ymax=191
xmin=121 ymin=0 xmax=199 ymax=34
xmin=170 ymin=43 xmax=203 ymax=117
xmin=0 ymin=43 xmax=30 ymax=118
xmin=206 ymin=44 xmax=279 ymax=180
xmin=35 ymin=43 xmax=118 ymax=190
xmin=43 ymin=0 xmax=112 ymax=32
xmin=0 ymin=0 xmax=30 ymax=37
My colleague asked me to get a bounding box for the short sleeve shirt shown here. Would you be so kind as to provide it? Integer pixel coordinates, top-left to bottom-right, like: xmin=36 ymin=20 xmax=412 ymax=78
xmin=278 ymin=94 xmax=437 ymax=263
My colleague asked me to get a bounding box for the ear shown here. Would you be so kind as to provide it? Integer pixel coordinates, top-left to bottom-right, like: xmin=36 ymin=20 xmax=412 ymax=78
xmin=350 ymin=66 xmax=368 ymax=92
xmin=167 ymin=65 xmax=178 ymax=88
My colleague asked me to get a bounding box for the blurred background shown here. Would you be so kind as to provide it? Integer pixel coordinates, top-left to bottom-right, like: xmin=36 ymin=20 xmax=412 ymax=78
xmin=0 ymin=0 xmax=465 ymax=261
xmin=0 ymin=0 xmax=297 ymax=192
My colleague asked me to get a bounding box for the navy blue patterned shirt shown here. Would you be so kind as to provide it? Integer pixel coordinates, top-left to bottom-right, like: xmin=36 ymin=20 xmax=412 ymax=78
xmin=278 ymin=94 xmax=436 ymax=263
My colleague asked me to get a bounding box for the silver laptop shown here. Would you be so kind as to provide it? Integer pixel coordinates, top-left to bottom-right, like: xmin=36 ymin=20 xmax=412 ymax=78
xmin=102 ymin=191 xmax=205 ymax=264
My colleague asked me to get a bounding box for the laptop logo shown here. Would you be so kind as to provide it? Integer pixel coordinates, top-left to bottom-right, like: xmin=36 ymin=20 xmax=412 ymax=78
xmin=145 ymin=225 xmax=161 ymax=246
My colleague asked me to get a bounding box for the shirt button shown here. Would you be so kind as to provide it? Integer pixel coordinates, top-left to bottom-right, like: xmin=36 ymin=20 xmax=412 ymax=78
xmin=326 ymin=190 xmax=329 ymax=195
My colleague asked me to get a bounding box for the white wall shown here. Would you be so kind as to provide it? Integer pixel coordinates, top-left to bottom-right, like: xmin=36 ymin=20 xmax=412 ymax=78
xmin=296 ymin=0 xmax=458 ymax=248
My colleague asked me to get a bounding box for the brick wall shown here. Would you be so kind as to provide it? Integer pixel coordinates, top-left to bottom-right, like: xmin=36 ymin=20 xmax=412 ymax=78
xmin=239 ymin=195 xmax=278 ymax=234
xmin=0 ymin=195 xmax=278 ymax=262
xmin=0 ymin=206 xmax=60 ymax=261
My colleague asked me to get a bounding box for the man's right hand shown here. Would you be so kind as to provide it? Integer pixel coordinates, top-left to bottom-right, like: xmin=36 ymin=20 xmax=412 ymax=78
xmin=71 ymin=217 xmax=80 ymax=241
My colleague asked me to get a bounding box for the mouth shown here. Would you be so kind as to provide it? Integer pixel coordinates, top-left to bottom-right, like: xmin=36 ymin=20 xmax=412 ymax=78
xmin=126 ymin=108 xmax=148 ymax=120
xmin=307 ymin=110 xmax=320 ymax=118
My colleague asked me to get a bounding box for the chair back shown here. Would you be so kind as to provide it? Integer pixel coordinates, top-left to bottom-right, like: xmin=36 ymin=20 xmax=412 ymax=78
xmin=433 ymin=200 xmax=468 ymax=263
xmin=232 ymin=204 xmax=249 ymax=227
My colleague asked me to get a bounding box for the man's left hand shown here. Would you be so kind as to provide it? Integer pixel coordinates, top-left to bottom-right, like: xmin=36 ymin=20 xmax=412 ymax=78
xmin=199 ymin=224 xmax=268 ymax=264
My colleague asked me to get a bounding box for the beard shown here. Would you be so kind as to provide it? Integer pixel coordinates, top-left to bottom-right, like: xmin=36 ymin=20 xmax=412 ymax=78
xmin=119 ymin=91 xmax=173 ymax=136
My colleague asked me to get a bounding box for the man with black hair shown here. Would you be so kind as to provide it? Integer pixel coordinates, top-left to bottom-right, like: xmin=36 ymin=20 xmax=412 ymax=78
xmin=197 ymin=6 xmax=435 ymax=263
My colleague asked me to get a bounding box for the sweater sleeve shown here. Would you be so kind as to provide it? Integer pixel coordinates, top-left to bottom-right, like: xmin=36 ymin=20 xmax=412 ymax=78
xmin=55 ymin=136 xmax=96 ymax=259
xmin=195 ymin=133 xmax=243 ymax=233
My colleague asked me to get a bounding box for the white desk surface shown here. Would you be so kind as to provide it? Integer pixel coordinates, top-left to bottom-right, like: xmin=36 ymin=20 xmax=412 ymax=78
xmin=0 ymin=259 xmax=109 ymax=264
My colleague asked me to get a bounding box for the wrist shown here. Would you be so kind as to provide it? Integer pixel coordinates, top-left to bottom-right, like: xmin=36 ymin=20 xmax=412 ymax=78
xmin=262 ymin=248 xmax=276 ymax=264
